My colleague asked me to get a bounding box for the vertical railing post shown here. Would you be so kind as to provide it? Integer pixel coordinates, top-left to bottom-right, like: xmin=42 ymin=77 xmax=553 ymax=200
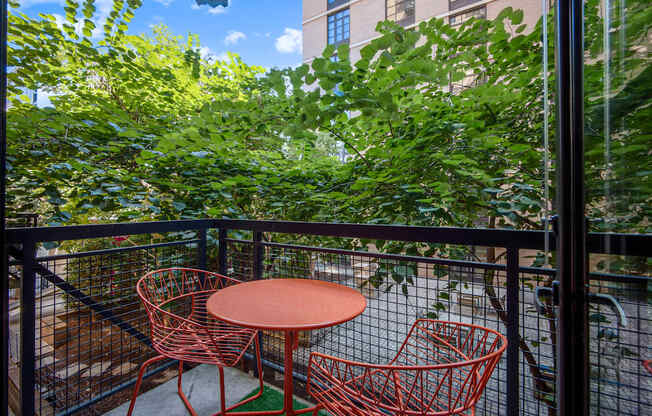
xmin=252 ymin=231 xmax=264 ymax=378
xmin=253 ymin=231 xmax=263 ymax=281
xmin=1 ymin=0 xmax=8 ymax=412
xmin=1 ymin=246 xmax=8 ymax=416
xmin=197 ymin=227 xmax=208 ymax=316
xmin=506 ymin=246 xmax=520 ymax=416
xmin=198 ymin=228 xmax=207 ymax=271
xmin=20 ymin=238 xmax=37 ymax=416
xmin=218 ymin=229 xmax=227 ymax=276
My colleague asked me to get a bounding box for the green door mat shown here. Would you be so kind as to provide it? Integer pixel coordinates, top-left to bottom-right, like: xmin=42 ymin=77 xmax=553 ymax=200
xmin=236 ymin=387 xmax=329 ymax=415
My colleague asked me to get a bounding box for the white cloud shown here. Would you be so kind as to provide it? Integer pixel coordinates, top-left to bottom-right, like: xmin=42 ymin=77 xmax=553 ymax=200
xmin=198 ymin=47 xmax=230 ymax=63
xmin=224 ymin=30 xmax=246 ymax=45
xmin=153 ymin=0 xmax=174 ymax=7
xmin=48 ymin=0 xmax=113 ymax=39
xmin=190 ymin=1 xmax=227 ymax=15
xmin=199 ymin=46 xmax=213 ymax=59
xmin=208 ymin=6 xmax=227 ymax=15
xmin=275 ymin=28 xmax=302 ymax=54
xmin=51 ymin=13 xmax=85 ymax=36
xmin=216 ymin=52 xmax=230 ymax=62
xmin=148 ymin=15 xmax=165 ymax=29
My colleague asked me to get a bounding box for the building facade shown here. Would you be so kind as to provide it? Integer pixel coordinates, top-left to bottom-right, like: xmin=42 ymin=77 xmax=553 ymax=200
xmin=302 ymin=0 xmax=544 ymax=64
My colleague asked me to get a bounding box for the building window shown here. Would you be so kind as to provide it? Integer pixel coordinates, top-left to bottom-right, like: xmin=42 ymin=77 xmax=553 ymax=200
xmin=327 ymin=0 xmax=348 ymax=10
xmin=386 ymin=0 xmax=415 ymax=27
xmin=328 ymin=9 xmax=350 ymax=45
xmin=449 ymin=6 xmax=486 ymax=27
xmin=449 ymin=0 xmax=483 ymax=12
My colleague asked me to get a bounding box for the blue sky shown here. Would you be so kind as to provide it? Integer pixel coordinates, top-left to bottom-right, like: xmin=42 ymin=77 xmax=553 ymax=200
xmin=13 ymin=0 xmax=304 ymax=70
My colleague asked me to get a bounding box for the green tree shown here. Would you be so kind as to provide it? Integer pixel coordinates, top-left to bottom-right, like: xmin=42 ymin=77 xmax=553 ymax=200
xmin=7 ymin=1 xmax=266 ymax=223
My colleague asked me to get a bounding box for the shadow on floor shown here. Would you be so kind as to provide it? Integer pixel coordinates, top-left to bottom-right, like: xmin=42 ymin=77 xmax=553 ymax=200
xmin=104 ymin=365 xmax=260 ymax=416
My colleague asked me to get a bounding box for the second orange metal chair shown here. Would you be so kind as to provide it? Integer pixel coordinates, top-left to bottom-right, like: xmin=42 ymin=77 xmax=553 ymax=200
xmin=127 ymin=267 xmax=264 ymax=416
xmin=307 ymin=319 xmax=507 ymax=416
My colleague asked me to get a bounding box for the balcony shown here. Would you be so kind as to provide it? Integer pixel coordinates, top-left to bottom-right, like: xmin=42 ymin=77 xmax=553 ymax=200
xmin=5 ymin=219 xmax=651 ymax=415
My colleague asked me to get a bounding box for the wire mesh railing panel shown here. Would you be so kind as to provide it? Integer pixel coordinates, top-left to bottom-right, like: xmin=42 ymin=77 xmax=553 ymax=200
xmin=588 ymin=274 xmax=652 ymax=416
xmin=258 ymin=242 xmax=510 ymax=416
xmin=25 ymin=239 xmax=199 ymax=415
xmin=224 ymin=239 xmax=255 ymax=282
xmin=519 ymin=270 xmax=558 ymax=416
xmin=6 ymin=220 xmax=651 ymax=416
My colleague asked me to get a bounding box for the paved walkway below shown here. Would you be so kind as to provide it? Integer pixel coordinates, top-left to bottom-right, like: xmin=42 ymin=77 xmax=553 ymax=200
xmin=104 ymin=365 xmax=260 ymax=416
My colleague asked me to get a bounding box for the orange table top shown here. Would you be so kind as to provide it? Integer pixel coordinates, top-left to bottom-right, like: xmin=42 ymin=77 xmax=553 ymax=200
xmin=206 ymin=279 xmax=367 ymax=331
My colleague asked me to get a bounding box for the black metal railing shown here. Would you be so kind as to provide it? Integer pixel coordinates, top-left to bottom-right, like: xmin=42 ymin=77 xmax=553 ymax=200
xmin=5 ymin=219 xmax=651 ymax=416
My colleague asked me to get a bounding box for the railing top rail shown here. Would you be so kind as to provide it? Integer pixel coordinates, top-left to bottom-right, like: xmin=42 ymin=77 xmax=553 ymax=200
xmin=6 ymin=219 xmax=214 ymax=242
xmin=214 ymin=219 xmax=548 ymax=249
xmin=6 ymin=218 xmax=652 ymax=256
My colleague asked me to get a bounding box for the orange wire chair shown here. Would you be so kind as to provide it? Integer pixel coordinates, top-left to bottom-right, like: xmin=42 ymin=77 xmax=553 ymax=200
xmin=307 ymin=319 xmax=507 ymax=416
xmin=127 ymin=267 xmax=264 ymax=416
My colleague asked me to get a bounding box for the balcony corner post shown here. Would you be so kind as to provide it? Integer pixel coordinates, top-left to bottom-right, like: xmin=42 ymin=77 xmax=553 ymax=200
xmin=20 ymin=238 xmax=37 ymax=416
xmin=506 ymin=246 xmax=520 ymax=416
xmin=251 ymin=231 xmax=264 ymax=378
xmin=198 ymin=228 xmax=207 ymax=272
xmin=218 ymin=229 xmax=227 ymax=275
xmin=253 ymin=231 xmax=263 ymax=281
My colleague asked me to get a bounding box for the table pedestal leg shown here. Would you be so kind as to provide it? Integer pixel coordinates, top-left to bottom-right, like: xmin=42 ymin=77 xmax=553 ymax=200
xmin=284 ymin=330 xmax=296 ymax=416
xmin=221 ymin=330 xmax=318 ymax=415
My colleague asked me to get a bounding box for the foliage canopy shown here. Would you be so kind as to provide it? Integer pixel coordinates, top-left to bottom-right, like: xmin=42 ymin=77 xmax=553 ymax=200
xmin=6 ymin=0 xmax=650 ymax=240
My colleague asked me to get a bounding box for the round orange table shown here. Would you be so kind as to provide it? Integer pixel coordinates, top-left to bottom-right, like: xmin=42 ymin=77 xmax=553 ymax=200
xmin=207 ymin=278 xmax=367 ymax=415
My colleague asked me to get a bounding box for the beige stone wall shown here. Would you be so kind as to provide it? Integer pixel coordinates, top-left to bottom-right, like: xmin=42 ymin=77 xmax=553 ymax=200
xmin=304 ymin=0 xmax=327 ymax=21
xmin=488 ymin=0 xmax=543 ymax=33
xmin=415 ymin=0 xmax=448 ymax=22
xmin=303 ymin=18 xmax=328 ymax=63
xmin=350 ymin=44 xmax=362 ymax=62
xmin=350 ymin=0 xmax=386 ymax=45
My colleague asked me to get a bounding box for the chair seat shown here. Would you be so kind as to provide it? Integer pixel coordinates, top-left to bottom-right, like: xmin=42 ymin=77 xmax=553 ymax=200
xmin=152 ymin=318 xmax=258 ymax=366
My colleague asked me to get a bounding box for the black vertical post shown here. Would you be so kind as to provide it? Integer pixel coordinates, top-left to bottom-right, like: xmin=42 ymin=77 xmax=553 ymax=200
xmin=1 ymin=0 xmax=8 ymax=414
xmin=252 ymin=231 xmax=263 ymax=281
xmin=198 ymin=228 xmax=207 ymax=271
xmin=218 ymin=229 xmax=227 ymax=275
xmin=251 ymin=231 xmax=264 ymax=378
xmin=555 ymin=0 xmax=588 ymax=415
xmin=20 ymin=239 xmax=36 ymax=416
xmin=506 ymin=246 xmax=520 ymax=416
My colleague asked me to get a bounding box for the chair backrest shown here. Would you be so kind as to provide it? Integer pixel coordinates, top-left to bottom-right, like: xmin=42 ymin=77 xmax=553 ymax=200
xmin=390 ymin=319 xmax=507 ymax=412
xmin=308 ymin=319 xmax=507 ymax=415
xmin=136 ymin=268 xmax=240 ymax=344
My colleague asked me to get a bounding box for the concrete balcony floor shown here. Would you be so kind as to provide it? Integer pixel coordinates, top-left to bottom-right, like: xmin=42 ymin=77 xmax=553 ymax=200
xmin=104 ymin=365 xmax=302 ymax=416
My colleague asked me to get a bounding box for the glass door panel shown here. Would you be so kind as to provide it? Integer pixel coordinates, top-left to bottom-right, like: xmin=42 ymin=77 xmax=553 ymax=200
xmin=583 ymin=1 xmax=651 ymax=414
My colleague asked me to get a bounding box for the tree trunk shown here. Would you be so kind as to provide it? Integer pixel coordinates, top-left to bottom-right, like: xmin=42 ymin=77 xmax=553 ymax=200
xmin=484 ymin=216 xmax=556 ymax=414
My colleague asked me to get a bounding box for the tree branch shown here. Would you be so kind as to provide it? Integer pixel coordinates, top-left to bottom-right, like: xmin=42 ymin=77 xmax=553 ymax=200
xmin=326 ymin=127 xmax=372 ymax=168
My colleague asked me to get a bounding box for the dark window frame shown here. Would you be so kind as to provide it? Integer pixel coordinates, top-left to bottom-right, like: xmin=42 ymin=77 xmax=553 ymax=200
xmin=327 ymin=0 xmax=349 ymax=11
xmin=449 ymin=5 xmax=487 ymax=27
xmin=449 ymin=0 xmax=483 ymax=12
xmin=385 ymin=0 xmax=416 ymax=27
xmin=327 ymin=8 xmax=350 ymax=46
